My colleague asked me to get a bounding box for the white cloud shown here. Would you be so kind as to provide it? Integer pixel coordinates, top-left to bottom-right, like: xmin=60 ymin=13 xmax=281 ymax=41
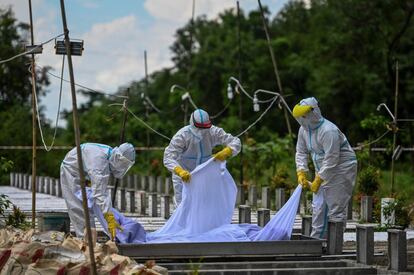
xmin=75 ymin=15 xmax=175 ymax=92
xmin=143 ymin=0 xmax=284 ymax=23
xmin=144 ymin=0 xmax=236 ymax=23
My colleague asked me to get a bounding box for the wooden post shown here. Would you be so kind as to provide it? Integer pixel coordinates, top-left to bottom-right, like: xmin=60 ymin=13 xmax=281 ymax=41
xmin=112 ymin=88 xmax=130 ymax=205
xmin=59 ymin=0 xmax=96 ymax=272
xmin=28 ymin=0 xmax=37 ymax=229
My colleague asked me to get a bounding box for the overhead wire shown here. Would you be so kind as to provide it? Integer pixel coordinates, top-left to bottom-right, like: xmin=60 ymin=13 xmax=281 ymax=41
xmin=229 ymin=77 xmax=275 ymax=103
xmin=355 ymin=130 xmax=391 ymax=150
xmin=34 ymin=64 xmax=128 ymax=99
xmin=30 ymin=55 xmax=65 ymax=152
xmin=109 ymin=103 xmax=172 ymax=141
xmin=0 ymin=33 xmax=64 ymax=65
xmin=236 ymin=96 xmax=278 ymax=138
xmin=210 ymin=97 xmax=233 ymax=119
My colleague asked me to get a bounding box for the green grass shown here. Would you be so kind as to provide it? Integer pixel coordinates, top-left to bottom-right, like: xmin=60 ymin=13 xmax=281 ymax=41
xmin=378 ymin=168 xmax=414 ymax=199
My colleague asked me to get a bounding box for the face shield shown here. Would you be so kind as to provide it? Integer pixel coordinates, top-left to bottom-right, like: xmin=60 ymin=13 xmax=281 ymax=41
xmin=293 ymin=97 xmax=323 ymax=129
xmin=109 ymin=143 xmax=135 ymax=179
xmin=189 ymin=109 xmax=212 ymax=140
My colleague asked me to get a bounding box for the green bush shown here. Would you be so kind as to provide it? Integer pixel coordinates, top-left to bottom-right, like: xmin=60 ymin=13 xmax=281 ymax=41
xmin=271 ymin=165 xmax=294 ymax=190
xmin=357 ymin=165 xmax=380 ymax=196
xmin=5 ymin=205 xmax=31 ymax=230
xmin=0 ymin=157 xmax=13 ymax=186
xmin=0 ymin=194 xmax=12 ymax=220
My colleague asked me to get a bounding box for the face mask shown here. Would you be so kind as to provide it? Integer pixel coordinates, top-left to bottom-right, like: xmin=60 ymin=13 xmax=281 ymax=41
xmin=297 ymin=117 xmax=310 ymax=128
xmin=297 ymin=110 xmax=323 ymax=129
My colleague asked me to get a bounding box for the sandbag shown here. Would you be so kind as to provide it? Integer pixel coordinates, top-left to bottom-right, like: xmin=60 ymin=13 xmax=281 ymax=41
xmin=66 ymin=262 xmax=90 ymax=275
xmin=0 ymin=249 xmax=11 ymax=272
xmin=1 ymin=241 xmax=45 ymax=275
xmin=25 ymin=259 xmax=66 ymax=275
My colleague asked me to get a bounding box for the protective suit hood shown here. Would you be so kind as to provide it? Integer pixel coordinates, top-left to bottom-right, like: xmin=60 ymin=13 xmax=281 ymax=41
xmin=109 ymin=143 xmax=135 ymax=178
xmin=295 ymin=97 xmax=324 ymax=130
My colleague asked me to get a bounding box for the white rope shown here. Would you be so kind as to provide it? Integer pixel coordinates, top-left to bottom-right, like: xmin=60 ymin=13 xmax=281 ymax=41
xmin=111 ymin=94 xmax=278 ymax=141
xmin=35 ymin=64 xmax=127 ymax=99
xmin=31 ymin=55 xmax=65 ymax=152
xmin=0 ymin=33 xmax=64 ymax=65
xmin=229 ymin=77 xmax=275 ymax=103
xmin=355 ymin=130 xmax=391 ymax=150
xmin=144 ymin=96 xmax=162 ymax=113
xmin=236 ymin=96 xmax=278 ymax=138
xmin=187 ymin=96 xmax=198 ymax=110
xmin=109 ymin=103 xmax=172 ymax=141
xmin=211 ymin=97 xmax=233 ymax=119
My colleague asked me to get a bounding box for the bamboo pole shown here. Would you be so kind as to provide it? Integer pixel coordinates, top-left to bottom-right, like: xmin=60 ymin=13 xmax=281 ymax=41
xmin=257 ymin=0 xmax=292 ymax=137
xmin=390 ymin=61 xmax=399 ymax=195
xmin=28 ymin=0 xmax=37 ymax=229
xmin=112 ymin=88 xmax=130 ymax=205
xmin=237 ymin=1 xmax=245 ymax=192
xmin=59 ymin=0 xmax=97 ymax=273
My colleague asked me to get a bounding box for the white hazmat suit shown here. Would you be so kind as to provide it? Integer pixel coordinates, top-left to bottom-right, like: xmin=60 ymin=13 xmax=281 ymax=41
xmin=164 ymin=109 xmax=241 ymax=205
xmin=294 ymin=97 xmax=357 ymax=239
xmin=60 ymin=142 xmax=135 ymax=237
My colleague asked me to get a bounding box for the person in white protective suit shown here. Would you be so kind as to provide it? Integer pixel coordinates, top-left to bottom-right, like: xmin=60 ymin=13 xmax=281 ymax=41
xmin=164 ymin=109 xmax=241 ymax=206
xmin=60 ymin=142 xmax=135 ymax=240
xmin=293 ymin=97 xmax=357 ymax=239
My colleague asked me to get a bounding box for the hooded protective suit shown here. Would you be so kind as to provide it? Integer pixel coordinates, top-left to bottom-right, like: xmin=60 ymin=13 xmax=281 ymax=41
xmin=294 ymin=97 xmax=357 ymax=239
xmin=164 ymin=109 xmax=241 ymax=205
xmin=60 ymin=142 xmax=135 ymax=237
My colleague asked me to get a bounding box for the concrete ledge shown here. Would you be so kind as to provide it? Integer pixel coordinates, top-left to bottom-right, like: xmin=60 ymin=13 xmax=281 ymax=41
xmin=118 ymin=235 xmax=323 ymax=259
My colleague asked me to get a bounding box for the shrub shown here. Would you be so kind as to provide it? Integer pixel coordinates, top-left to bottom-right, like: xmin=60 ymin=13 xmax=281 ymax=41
xmin=270 ymin=165 xmax=294 ymax=190
xmin=357 ymin=165 xmax=380 ymax=196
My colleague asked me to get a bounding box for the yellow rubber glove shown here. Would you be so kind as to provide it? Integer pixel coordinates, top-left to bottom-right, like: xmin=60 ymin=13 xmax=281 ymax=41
xmin=213 ymin=146 xmax=233 ymax=161
xmin=104 ymin=212 xmax=123 ymax=240
xmin=310 ymin=174 xmax=323 ymax=193
xmin=297 ymin=170 xmax=310 ymax=190
xmin=174 ymin=166 xmax=191 ymax=182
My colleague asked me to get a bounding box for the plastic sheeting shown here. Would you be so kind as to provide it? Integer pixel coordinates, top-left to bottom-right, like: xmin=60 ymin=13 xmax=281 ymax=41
xmin=147 ymin=159 xmax=237 ymax=242
xmin=75 ymin=189 xmax=146 ymax=243
xmin=76 ymin=158 xmax=302 ymax=244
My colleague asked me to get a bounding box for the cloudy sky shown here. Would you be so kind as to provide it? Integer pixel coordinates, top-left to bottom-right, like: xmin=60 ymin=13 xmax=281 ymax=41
xmin=1 ymin=0 xmax=290 ymax=126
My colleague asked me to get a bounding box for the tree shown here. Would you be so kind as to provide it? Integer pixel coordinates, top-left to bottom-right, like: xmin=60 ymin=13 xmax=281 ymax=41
xmin=0 ymin=8 xmax=51 ymax=177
